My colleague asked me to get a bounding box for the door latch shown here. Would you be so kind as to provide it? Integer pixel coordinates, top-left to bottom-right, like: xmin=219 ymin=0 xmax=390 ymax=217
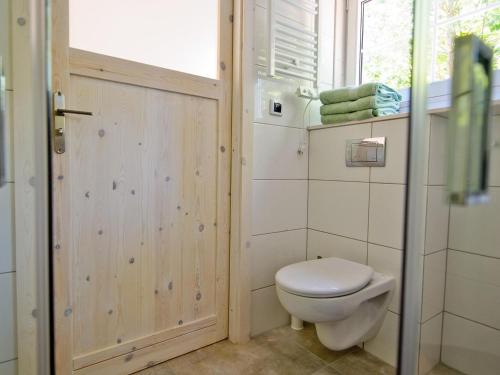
xmin=53 ymin=91 xmax=93 ymax=154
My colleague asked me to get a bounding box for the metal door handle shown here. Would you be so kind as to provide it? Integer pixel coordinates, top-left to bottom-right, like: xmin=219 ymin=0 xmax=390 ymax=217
xmin=53 ymin=91 xmax=93 ymax=154
xmin=55 ymin=108 xmax=93 ymax=116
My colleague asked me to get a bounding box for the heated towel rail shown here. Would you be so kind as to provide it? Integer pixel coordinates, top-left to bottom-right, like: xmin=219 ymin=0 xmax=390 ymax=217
xmin=267 ymin=0 xmax=319 ymax=87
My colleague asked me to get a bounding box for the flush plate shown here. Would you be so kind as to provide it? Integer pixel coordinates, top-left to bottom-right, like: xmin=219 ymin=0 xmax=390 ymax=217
xmin=346 ymin=137 xmax=386 ymax=167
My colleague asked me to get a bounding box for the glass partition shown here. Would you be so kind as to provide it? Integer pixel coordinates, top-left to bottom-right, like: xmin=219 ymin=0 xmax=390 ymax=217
xmin=400 ymin=1 xmax=500 ymax=374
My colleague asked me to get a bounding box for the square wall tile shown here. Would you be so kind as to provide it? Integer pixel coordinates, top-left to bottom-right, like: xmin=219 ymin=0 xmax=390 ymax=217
xmin=0 ymin=184 xmax=15 ymax=273
xmin=449 ymin=186 xmax=500 ymax=258
xmin=252 ymin=180 xmax=307 ymax=235
xmin=421 ymin=250 xmax=446 ymax=322
xmin=0 ymin=360 xmax=17 ymax=375
xmin=251 ymin=285 xmax=290 ymax=336
xmin=307 ymin=229 xmax=367 ymax=264
xmin=309 ymin=180 xmax=369 ymax=241
xmin=489 ymin=116 xmax=500 ymax=187
xmin=0 ymin=273 xmax=17 ymax=362
xmin=428 ymin=115 xmax=448 ymax=186
xmin=367 ymin=244 xmax=403 ymax=314
xmin=364 ymin=311 xmax=400 ymax=367
xmin=425 ymin=186 xmax=449 ymax=254
xmin=254 ymin=5 xmax=268 ymax=67
xmin=253 ymin=68 xmax=314 ymax=129
xmin=419 ymin=313 xmax=443 ymax=375
xmin=370 ymin=118 xmax=409 ymax=184
xmin=251 ymin=229 xmax=307 ymax=290
xmin=253 ymin=123 xmax=308 ymax=180
xmin=445 ymin=250 xmax=500 ymax=330
xmin=368 ymin=183 xmax=406 ymax=250
xmin=309 ymin=123 xmax=371 ymax=182
xmin=442 ymin=313 xmax=500 ymax=375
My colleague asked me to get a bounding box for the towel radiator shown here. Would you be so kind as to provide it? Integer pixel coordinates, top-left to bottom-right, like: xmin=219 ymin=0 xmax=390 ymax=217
xmin=267 ymin=0 xmax=319 ymax=87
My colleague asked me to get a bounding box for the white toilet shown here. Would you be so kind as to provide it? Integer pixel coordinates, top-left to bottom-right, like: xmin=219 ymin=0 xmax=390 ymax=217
xmin=275 ymin=257 xmax=395 ymax=351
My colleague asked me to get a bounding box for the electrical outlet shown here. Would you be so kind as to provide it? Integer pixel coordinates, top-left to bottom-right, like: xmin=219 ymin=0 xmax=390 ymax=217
xmin=296 ymin=86 xmax=319 ymax=99
xmin=269 ymin=98 xmax=283 ymax=116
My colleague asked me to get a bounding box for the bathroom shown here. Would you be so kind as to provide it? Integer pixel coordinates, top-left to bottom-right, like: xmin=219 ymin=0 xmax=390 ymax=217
xmin=0 ymin=0 xmax=499 ymax=374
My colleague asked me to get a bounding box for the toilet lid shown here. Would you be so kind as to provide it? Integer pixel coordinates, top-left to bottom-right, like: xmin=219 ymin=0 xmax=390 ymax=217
xmin=275 ymin=257 xmax=374 ymax=298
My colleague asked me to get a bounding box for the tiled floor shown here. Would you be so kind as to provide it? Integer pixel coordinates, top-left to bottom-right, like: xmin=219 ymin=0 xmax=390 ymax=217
xmin=136 ymin=324 xmax=462 ymax=375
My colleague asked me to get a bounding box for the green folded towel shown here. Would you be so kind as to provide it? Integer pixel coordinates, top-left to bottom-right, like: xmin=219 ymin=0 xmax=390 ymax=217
xmin=320 ymin=83 xmax=402 ymax=105
xmin=321 ymin=108 xmax=399 ymax=125
xmin=320 ymin=95 xmax=401 ymax=116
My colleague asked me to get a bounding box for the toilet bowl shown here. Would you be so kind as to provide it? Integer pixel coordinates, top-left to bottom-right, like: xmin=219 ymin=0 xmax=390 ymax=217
xmin=275 ymin=257 xmax=395 ymax=351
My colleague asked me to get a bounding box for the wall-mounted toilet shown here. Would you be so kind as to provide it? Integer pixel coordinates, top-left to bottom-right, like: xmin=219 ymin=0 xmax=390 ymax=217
xmin=275 ymin=257 xmax=395 ymax=351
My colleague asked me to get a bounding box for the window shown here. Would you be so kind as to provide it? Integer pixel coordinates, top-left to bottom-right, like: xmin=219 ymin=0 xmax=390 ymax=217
xmin=348 ymin=0 xmax=500 ymax=89
xmin=69 ymin=0 xmax=219 ymax=79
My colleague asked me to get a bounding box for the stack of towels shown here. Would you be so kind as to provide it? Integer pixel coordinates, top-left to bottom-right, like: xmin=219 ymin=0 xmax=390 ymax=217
xmin=319 ymin=83 xmax=402 ymax=125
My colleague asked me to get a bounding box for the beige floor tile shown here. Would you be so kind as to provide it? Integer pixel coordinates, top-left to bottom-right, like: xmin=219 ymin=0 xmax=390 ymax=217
xmin=329 ymin=349 xmax=396 ymax=375
xmin=428 ymin=364 xmax=464 ymax=375
xmin=136 ymin=324 xmax=400 ymax=375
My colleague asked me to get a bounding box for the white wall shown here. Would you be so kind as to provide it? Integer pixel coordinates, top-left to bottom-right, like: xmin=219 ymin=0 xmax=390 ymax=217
xmin=0 ymin=0 xmax=18 ymax=373
xmin=442 ymin=116 xmax=500 ymax=375
xmin=308 ymin=117 xmax=408 ymax=366
xmin=306 ymin=114 xmax=449 ymax=373
xmin=249 ymin=0 xmax=334 ymax=336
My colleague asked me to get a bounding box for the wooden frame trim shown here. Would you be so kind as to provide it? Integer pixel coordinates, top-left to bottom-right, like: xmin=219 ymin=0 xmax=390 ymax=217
xmin=74 ymin=325 xmax=220 ymax=375
xmin=73 ymin=316 xmax=217 ymax=370
xmin=68 ymin=48 xmax=223 ymax=100
xmin=11 ymin=0 xmax=52 ymax=373
xmin=228 ymin=0 xmax=254 ymax=344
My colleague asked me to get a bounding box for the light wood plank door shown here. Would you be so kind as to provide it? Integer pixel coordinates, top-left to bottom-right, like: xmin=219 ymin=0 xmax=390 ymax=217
xmin=51 ymin=1 xmax=233 ymax=374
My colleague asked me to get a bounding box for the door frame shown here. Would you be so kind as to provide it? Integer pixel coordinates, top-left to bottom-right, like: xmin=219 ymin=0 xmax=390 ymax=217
xmin=11 ymin=0 xmax=254 ymax=373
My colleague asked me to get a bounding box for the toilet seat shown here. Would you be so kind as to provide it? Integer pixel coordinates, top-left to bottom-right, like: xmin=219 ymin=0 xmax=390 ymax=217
xmin=275 ymin=257 xmax=374 ymax=298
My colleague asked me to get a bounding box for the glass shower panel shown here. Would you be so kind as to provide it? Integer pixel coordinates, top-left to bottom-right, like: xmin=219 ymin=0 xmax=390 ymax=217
xmin=401 ymin=1 xmax=500 ymax=374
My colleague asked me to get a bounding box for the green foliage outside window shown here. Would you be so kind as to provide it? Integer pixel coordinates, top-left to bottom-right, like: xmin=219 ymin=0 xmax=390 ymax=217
xmin=360 ymin=0 xmax=500 ymax=89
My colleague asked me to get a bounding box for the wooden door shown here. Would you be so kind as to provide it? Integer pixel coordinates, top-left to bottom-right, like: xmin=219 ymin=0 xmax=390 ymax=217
xmin=51 ymin=1 xmax=233 ymax=374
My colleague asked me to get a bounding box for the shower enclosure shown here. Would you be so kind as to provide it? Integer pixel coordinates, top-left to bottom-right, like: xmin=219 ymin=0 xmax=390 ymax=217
xmin=400 ymin=0 xmax=500 ymax=374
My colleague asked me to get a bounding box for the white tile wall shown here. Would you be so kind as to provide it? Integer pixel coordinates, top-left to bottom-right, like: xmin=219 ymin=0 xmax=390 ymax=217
xmin=418 ymin=313 xmax=443 ymax=375
xmin=253 ymin=124 xmax=308 ymax=180
xmin=251 ymin=229 xmax=307 ymax=290
xmin=0 ymin=360 xmax=17 ymax=375
xmin=309 ymin=124 xmax=371 ymax=182
xmin=307 ymin=229 xmax=367 ymax=264
xmin=254 ymin=69 xmax=317 ymax=129
xmin=442 ymin=313 xmax=500 ymax=375
xmin=424 ymin=186 xmax=449 ymax=254
xmin=254 ymin=5 xmax=268 ymax=67
xmin=421 ymin=250 xmax=446 ymax=322
xmin=252 ymin=180 xmax=308 ymax=235
xmin=367 ymin=244 xmax=402 ymax=314
xmin=251 ymin=285 xmax=290 ymax=336
xmin=0 ymin=184 xmax=15 ymax=273
xmin=427 ymin=115 xmax=448 ymax=186
xmin=368 ymin=183 xmax=406 ymax=250
xmin=0 ymin=273 xmax=17 ymax=363
xmin=309 ymin=180 xmax=369 ymax=241
xmin=370 ymin=119 xmax=408 ymax=184
xmin=364 ymin=311 xmax=400 ymax=367
xmin=448 ymin=187 xmax=500 ymax=258
xmin=445 ymin=250 xmax=500 ymax=330
xmin=250 ymin=0 xmax=335 ymax=337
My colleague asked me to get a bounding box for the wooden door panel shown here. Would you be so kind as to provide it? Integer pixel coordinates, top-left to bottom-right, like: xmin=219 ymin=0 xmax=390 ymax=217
xmin=53 ymin=0 xmax=232 ymax=371
xmin=65 ymin=76 xmax=221 ymax=369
